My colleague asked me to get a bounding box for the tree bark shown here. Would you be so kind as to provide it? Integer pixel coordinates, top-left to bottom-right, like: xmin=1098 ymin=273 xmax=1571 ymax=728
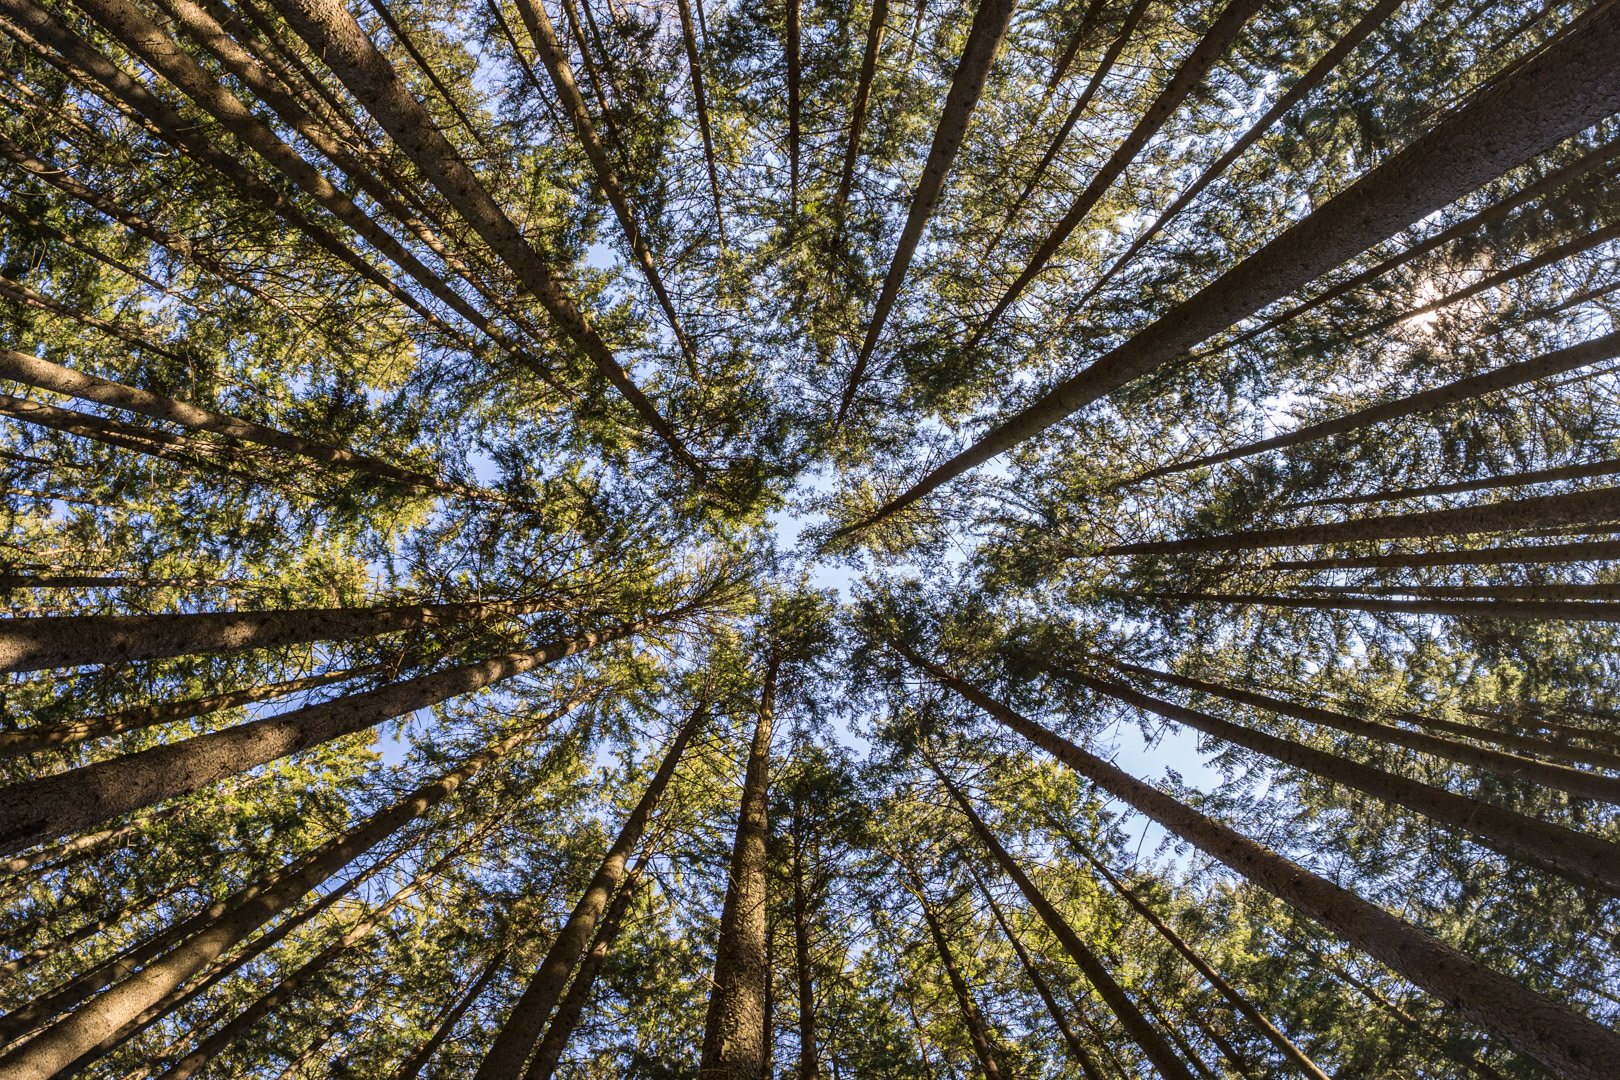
xmin=0 ymin=707 xmax=558 ymax=1080
xmin=1392 ymin=708 xmax=1620 ymax=772
xmin=907 ymin=873 xmax=1003 ymax=1080
xmin=0 ymin=881 xmax=177 ymax=985
xmin=841 ymin=6 xmax=1620 ymax=535
xmin=0 ymin=596 xmax=561 ymax=674
xmin=1297 ymin=456 xmax=1620 ymax=507
xmin=1145 ymin=589 xmax=1620 ymax=624
xmin=0 ymin=663 xmax=386 ymax=759
xmin=837 ymin=0 xmax=1019 ymax=424
xmin=904 ymin=647 xmax=1620 ymax=1080
xmin=1041 ymin=0 xmax=1108 ymax=94
xmin=0 ymin=621 xmax=629 ymax=855
xmin=1267 ymin=538 xmax=1620 ymax=571
xmin=787 ymin=0 xmax=800 ymax=210
xmin=1108 ymin=660 xmax=1620 ymax=805
xmin=971 ymin=872 xmax=1105 ymax=1080
xmin=790 ymin=827 xmax=818 ymax=1080
xmin=266 ymin=0 xmax=711 ymax=486
xmin=932 ymin=767 xmax=1194 ymax=1080
xmin=390 ymin=947 xmax=509 ymax=1080
xmin=476 ymin=702 xmax=706 ymax=1080
xmin=833 ymin=0 xmax=887 ymax=218
xmin=698 ymin=663 xmax=778 ymax=1080
xmin=676 ymin=0 xmax=727 ymax=249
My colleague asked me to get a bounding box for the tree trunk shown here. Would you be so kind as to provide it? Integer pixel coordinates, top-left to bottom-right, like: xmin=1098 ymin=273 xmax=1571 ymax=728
xmin=791 ymin=833 xmax=818 ymax=1080
xmin=676 ymin=0 xmax=727 ymax=248
xmin=971 ymin=0 xmax=1266 ymax=346
xmin=1066 ymin=668 xmax=1620 ymax=892
xmin=476 ymin=702 xmax=706 ymax=1080
xmin=0 ymin=596 xmax=563 ymax=674
xmin=932 ymin=768 xmax=1193 ymax=1080
xmin=390 ymin=947 xmax=509 ymax=1080
xmin=1041 ymin=0 xmax=1108 ymax=94
xmin=832 ymin=0 xmax=887 ymax=217
xmin=266 ymin=0 xmax=710 ymax=487
xmin=0 ymin=663 xmax=384 ymax=758
xmin=905 ymin=872 xmax=1003 ymax=1080
xmin=0 ymin=348 xmax=474 ymax=497
xmin=1267 ymin=538 xmax=1620 ymax=571
xmin=359 ymin=0 xmax=489 ymax=147
xmin=268 ymin=992 xmax=370 ymax=1080
xmin=1108 ymin=660 xmax=1620 ymax=805
xmin=905 ymin=647 xmax=1620 ymax=1080
xmin=1393 ymin=708 xmax=1620 ymax=772
xmin=0 ymin=393 xmax=268 ymax=479
xmin=1129 ymin=327 xmax=1620 ymax=485
xmin=972 ymin=872 xmax=1105 ymax=1080
xmin=0 ymin=629 xmax=618 ymax=855
xmin=837 ymin=0 xmax=1018 ymax=424
xmin=787 ymin=0 xmax=800 ymax=210
xmin=842 ymin=7 xmax=1620 ymax=535
xmin=1462 ymin=703 xmax=1620 ymax=754
xmin=0 ymin=271 xmax=183 ymax=363
xmin=1056 ymin=823 xmax=1331 ymax=1080
xmin=698 ymin=663 xmax=778 ymax=1080
xmin=1083 ymin=0 xmax=1404 ymax=301
xmin=1298 ymin=582 xmax=1620 ymax=600
xmin=1295 ymin=457 xmax=1620 ymax=508
xmin=523 ymin=868 xmax=643 ymax=1080
xmin=1145 ymin=589 xmax=1620 ymax=624
xmin=0 ymin=881 xmax=178 ymax=985
xmin=0 ymin=707 xmax=558 ymax=1080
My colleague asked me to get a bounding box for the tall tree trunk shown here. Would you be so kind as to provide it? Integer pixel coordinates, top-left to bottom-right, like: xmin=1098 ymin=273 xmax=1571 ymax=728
xmin=1082 ymin=0 xmax=1404 ymax=301
xmin=1392 ymin=708 xmax=1620 ymax=772
xmin=1298 ymin=582 xmax=1620 ymax=601
xmin=1268 ymin=538 xmax=1620 ymax=571
xmin=698 ymin=662 xmax=778 ymax=1080
xmin=787 ymin=0 xmax=800 ymax=211
xmin=841 ymin=8 xmax=1620 ymax=536
xmin=931 ymin=767 xmax=1194 ymax=1080
xmin=0 ymin=596 xmax=563 ymax=674
xmin=390 ymin=947 xmax=509 ymax=1080
xmin=833 ymin=0 xmax=888 ymax=218
xmin=522 ymin=866 xmax=644 ymax=1080
xmin=1128 ymin=328 xmax=1620 ymax=487
xmin=836 ymin=0 xmax=1018 ymax=425
xmin=1064 ymin=668 xmax=1620 ymax=892
xmin=1055 ymin=824 xmax=1332 ymax=1080
xmin=974 ymin=0 xmax=1267 ymax=344
xmin=1108 ymin=660 xmax=1620 ymax=805
xmin=903 ymin=646 xmax=1620 ymax=1080
xmin=0 ymin=705 xmax=559 ymax=1080
xmin=268 ymin=992 xmax=370 ymax=1080
xmin=1461 ymin=704 xmax=1620 ymax=755
xmin=0 ymin=663 xmax=385 ymax=758
xmin=1040 ymin=0 xmax=1108 ymax=95
xmin=1145 ymin=589 xmax=1620 ymax=624
xmin=0 ymin=349 xmax=476 ymax=498
xmin=0 ymin=394 xmax=270 ymax=480
xmin=0 ymin=627 xmax=620 ymax=855
xmin=676 ymin=0 xmax=727 ymax=248
xmin=0 ymin=880 xmax=179 ymax=985
xmin=0 ymin=271 xmax=183 ymax=362
xmin=476 ymin=703 xmax=706 ymax=1080
xmin=360 ymin=0 xmax=489 ymax=147
xmin=1298 ymin=456 xmax=1620 ymax=507
xmin=790 ymin=830 xmax=818 ymax=1080
xmin=266 ymin=0 xmax=711 ymax=487
xmin=904 ymin=871 xmax=1003 ymax=1080
xmin=971 ymin=872 xmax=1105 ymax=1080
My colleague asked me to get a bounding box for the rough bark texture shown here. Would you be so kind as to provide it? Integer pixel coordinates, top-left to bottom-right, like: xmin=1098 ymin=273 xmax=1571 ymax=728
xmin=0 ymin=597 xmax=557 ymax=673
xmin=836 ymin=0 xmax=1018 ymax=423
xmin=0 ymin=712 xmax=557 ymax=1080
xmin=1110 ymin=661 xmax=1620 ymax=805
xmin=906 ymin=647 xmax=1620 ymax=1080
xmin=845 ymin=7 xmax=1620 ymax=533
xmin=698 ymin=665 xmax=777 ymax=1080
xmin=936 ymin=770 xmax=1193 ymax=1080
xmin=476 ymin=703 xmax=705 ymax=1080
xmin=0 ymin=619 xmax=635 ymax=854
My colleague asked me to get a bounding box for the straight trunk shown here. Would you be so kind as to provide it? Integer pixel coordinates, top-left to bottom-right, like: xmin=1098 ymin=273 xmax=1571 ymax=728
xmin=905 ymin=647 xmax=1620 ymax=1080
xmin=1268 ymin=539 xmax=1620 ymax=570
xmin=1146 ymin=589 xmax=1620 ymax=624
xmin=476 ymin=702 xmax=706 ymax=1080
xmin=0 ymin=663 xmax=384 ymax=758
xmin=1393 ymin=709 xmax=1620 ymax=772
xmin=1140 ymin=996 xmax=1220 ymax=1080
xmin=0 ymin=348 xmax=475 ymax=497
xmin=842 ymin=7 xmax=1620 ymax=535
xmin=698 ymin=665 xmax=777 ymax=1080
xmin=971 ymin=0 xmax=1266 ymax=345
xmin=791 ymin=837 xmax=818 ymax=1080
xmin=268 ymin=993 xmax=369 ymax=1080
xmin=1298 ymin=456 xmax=1620 ymax=507
xmin=1067 ymin=668 xmax=1620 ymax=892
xmin=787 ymin=0 xmax=800 ymax=209
xmin=1109 ymin=661 xmax=1620 ymax=805
xmin=0 ymin=393 xmax=267 ymax=478
xmin=0 ymin=882 xmax=177 ymax=984
xmin=972 ymin=874 xmax=1105 ymax=1080
xmin=360 ymin=0 xmax=488 ymax=147
xmin=832 ymin=0 xmax=887 ymax=216
xmin=933 ymin=769 xmax=1193 ymax=1080
xmin=1298 ymin=582 xmax=1620 ymax=600
xmin=0 ymin=707 xmax=559 ymax=1080
xmin=1041 ymin=0 xmax=1108 ymax=94
xmin=523 ymin=867 xmax=643 ymax=1080
xmin=909 ymin=880 xmax=1003 ymax=1080
xmin=1104 ymin=484 xmax=1620 ymax=556
xmin=0 ymin=596 xmax=559 ymax=674
xmin=1461 ymin=704 xmax=1620 ymax=755
xmin=1084 ymin=0 xmax=1404 ymax=299
xmin=267 ymin=0 xmax=710 ymax=487
xmin=0 ymin=272 xmax=183 ymax=363
xmin=1057 ymin=826 xmax=1332 ymax=1080
xmin=390 ymin=947 xmax=508 ymax=1080
xmin=676 ymin=0 xmax=727 ymax=248
xmin=0 ymin=621 xmax=628 ymax=855
xmin=837 ymin=0 xmax=1018 ymax=424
